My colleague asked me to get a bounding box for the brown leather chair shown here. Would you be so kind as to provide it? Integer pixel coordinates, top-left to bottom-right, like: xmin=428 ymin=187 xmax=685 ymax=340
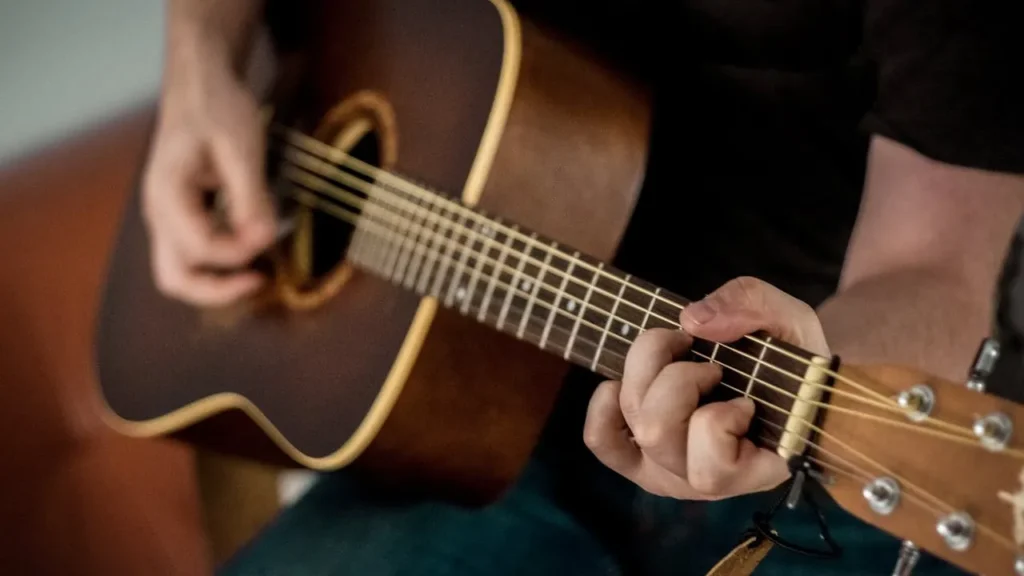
xmin=0 ymin=106 xmax=213 ymax=576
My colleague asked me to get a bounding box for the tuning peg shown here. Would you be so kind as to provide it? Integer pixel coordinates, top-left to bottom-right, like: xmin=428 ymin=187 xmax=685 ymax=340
xmin=966 ymin=337 xmax=1000 ymax=392
xmin=891 ymin=540 xmax=920 ymax=576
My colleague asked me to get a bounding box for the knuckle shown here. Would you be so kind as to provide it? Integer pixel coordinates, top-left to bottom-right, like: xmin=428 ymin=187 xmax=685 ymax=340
xmin=638 ymin=480 xmax=671 ymax=499
xmin=631 ymin=420 xmax=668 ymax=450
xmin=619 ymin=393 xmax=642 ymax=419
xmin=153 ymin=267 xmax=184 ymax=298
xmin=583 ymin=381 xmax=618 ymax=451
xmin=690 ymin=404 xmax=723 ymax=434
xmin=729 ymin=276 xmax=764 ymax=308
xmin=660 ymin=361 xmax=693 ymax=384
xmin=688 ymin=464 xmax=729 ymax=496
xmin=582 ymin=425 xmax=606 ymax=453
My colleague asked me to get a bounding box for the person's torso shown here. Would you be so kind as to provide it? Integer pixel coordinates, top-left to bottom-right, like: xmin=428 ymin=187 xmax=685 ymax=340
xmin=515 ymin=0 xmax=874 ymax=305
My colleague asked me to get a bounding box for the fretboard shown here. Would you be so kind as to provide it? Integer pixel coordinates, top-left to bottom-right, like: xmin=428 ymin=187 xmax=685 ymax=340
xmin=337 ymin=185 xmax=826 ymax=450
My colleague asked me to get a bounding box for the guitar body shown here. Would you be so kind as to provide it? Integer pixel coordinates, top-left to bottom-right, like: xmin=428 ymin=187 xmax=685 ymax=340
xmin=97 ymin=0 xmax=651 ymax=503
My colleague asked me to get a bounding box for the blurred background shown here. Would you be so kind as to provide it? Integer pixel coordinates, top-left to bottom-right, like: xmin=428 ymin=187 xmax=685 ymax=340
xmin=0 ymin=0 xmax=161 ymax=163
xmin=0 ymin=2 xmax=313 ymax=574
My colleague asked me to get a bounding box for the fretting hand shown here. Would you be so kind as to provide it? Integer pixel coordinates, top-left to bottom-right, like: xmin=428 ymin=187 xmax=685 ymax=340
xmin=583 ymin=276 xmax=830 ymax=500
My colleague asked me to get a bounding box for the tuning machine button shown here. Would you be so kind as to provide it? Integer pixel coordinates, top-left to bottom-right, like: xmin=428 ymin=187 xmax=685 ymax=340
xmin=973 ymin=412 xmax=1013 ymax=452
xmin=892 ymin=541 xmax=920 ymax=576
xmin=862 ymin=477 xmax=900 ymax=515
xmin=966 ymin=337 xmax=1000 ymax=392
xmin=936 ymin=511 xmax=975 ymax=552
xmin=897 ymin=384 xmax=935 ymax=422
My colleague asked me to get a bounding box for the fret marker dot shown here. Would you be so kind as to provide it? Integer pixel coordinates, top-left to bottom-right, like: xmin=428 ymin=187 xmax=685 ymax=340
xmin=620 ymin=323 xmax=630 ymax=336
xmin=455 ymin=287 xmax=467 ymax=302
xmin=521 ymin=280 xmax=532 ymax=291
xmin=566 ymin=300 xmax=577 ymax=312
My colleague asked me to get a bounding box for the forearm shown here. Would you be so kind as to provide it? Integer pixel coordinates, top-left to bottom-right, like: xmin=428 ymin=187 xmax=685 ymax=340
xmin=817 ymin=269 xmax=990 ymax=382
xmin=165 ymin=0 xmax=265 ymax=84
xmin=817 ymin=136 xmax=1024 ymax=383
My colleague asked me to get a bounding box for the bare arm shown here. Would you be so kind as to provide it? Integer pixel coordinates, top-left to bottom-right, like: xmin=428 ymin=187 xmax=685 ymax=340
xmin=582 ymin=135 xmax=1024 ymax=501
xmin=166 ymin=0 xmax=264 ymax=72
xmin=817 ymin=135 xmax=1024 ymax=382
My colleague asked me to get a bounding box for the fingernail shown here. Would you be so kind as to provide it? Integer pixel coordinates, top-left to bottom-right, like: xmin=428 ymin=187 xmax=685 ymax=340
xmin=683 ymin=298 xmax=716 ymax=325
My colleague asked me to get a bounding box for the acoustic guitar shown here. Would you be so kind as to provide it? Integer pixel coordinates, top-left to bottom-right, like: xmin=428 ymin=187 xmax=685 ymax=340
xmin=95 ymin=0 xmax=1024 ymax=573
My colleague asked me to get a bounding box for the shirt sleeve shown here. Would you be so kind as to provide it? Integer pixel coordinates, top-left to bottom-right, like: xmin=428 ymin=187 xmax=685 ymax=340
xmin=860 ymin=0 xmax=1024 ymax=174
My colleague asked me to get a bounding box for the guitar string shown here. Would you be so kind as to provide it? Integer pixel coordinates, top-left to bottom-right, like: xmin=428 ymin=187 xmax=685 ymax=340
xmin=280 ymin=165 xmax=993 ymax=446
xmin=341 ymin=177 xmax=939 ymax=510
xmin=284 ymin=177 xmax=1024 ymax=465
xmin=274 ymin=127 xmax=1011 ymax=456
xmin=284 ymin=169 xmax=905 ymax=418
xmin=753 ymin=433 xmax=947 ymax=521
xmin=276 ymin=154 xmax=982 ymax=443
xmin=284 ymin=186 xmax=1019 ymax=552
xmin=272 ymin=125 xmax=901 ymax=409
xmin=275 ymin=153 xmax=943 ymax=424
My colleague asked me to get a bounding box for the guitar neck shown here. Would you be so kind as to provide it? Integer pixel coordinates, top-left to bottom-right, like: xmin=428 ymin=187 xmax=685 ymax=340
xmin=310 ymin=164 xmax=830 ymax=455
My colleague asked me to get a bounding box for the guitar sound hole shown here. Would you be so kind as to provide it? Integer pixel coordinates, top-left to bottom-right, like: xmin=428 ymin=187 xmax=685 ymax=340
xmin=273 ymin=90 xmax=399 ymax=311
xmin=306 ymin=131 xmax=379 ymax=280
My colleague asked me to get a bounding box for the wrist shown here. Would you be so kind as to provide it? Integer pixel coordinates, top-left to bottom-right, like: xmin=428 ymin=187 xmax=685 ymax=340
xmin=163 ymin=0 xmax=262 ymax=89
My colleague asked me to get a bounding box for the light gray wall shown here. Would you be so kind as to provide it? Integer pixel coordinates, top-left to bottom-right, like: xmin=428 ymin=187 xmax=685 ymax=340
xmin=0 ymin=0 xmax=163 ymax=163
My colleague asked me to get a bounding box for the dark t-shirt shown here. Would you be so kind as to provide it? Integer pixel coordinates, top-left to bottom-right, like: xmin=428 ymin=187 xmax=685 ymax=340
xmin=264 ymin=1 xmax=1024 ymax=573
xmin=512 ymin=0 xmax=1024 ymax=305
xmin=509 ymin=1 xmax=1024 ymax=572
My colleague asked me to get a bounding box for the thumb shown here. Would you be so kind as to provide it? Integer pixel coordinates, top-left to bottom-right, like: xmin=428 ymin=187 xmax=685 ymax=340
xmin=679 ymin=276 xmax=829 ymax=356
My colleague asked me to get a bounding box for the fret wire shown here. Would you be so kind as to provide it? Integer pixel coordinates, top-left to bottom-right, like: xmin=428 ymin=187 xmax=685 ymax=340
xmin=746 ymin=337 xmax=771 ymax=396
xmin=355 ymin=187 xmax=650 ymax=351
xmin=495 ymin=227 xmax=527 ymax=329
xmin=306 ymin=190 xmax=813 ymax=433
xmin=284 ymin=136 xmax=706 ymax=336
xmin=381 ymin=183 xmax=417 ymax=279
xmin=305 ymin=186 xmax=783 ymax=391
xmin=477 ymin=223 xmax=515 ymax=322
xmin=393 ymin=190 xmax=429 ymax=285
xmin=565 ymin=262 xmax=603 ymax=361
xmin=400 ymin=192 xmax=431 ymax=290
xmin=291 ymin=170 xmax=835 ymax=416
xmin=518 ymin=240 xmax=556 ymax=339
xmin=541 ymin=252 xmax=579 ymax=350
xmin=386 ymin=192 xmax=413 ymax=281
xmin=288 ymin=167 xmax=915 ymax=450
xmin=414 ymin=200 xmax=446 ymax=294
xmin=289 ymin=145 xmax=662 ymax=324
xmin=301 ymin=172 xmax=663 ymax=355
xmin=359 ymin=195 xmax=390 ymax=270
xmin=443 ymin=215 xmax=475 ymax=307
xmin=429 ymin=206 xmax=465 ymax=299
xmin=373 ymin=191 xmax=405 ymax=271
xmin=711 ymin=342 xmax=721 ymax=361
xmin=640 ymin=287 xmax=661 ymax=330
xmin=593 ymin=273 xmax=630 ymax=372
xmin=290 ymin=150 xmax=688 ymax=346
xmin=459 ymin=221 xmax=490 ymax=315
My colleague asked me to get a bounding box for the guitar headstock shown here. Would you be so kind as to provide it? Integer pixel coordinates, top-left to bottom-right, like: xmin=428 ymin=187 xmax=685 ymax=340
xmin=814 ymin=351 xmax=1024 ymax=575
